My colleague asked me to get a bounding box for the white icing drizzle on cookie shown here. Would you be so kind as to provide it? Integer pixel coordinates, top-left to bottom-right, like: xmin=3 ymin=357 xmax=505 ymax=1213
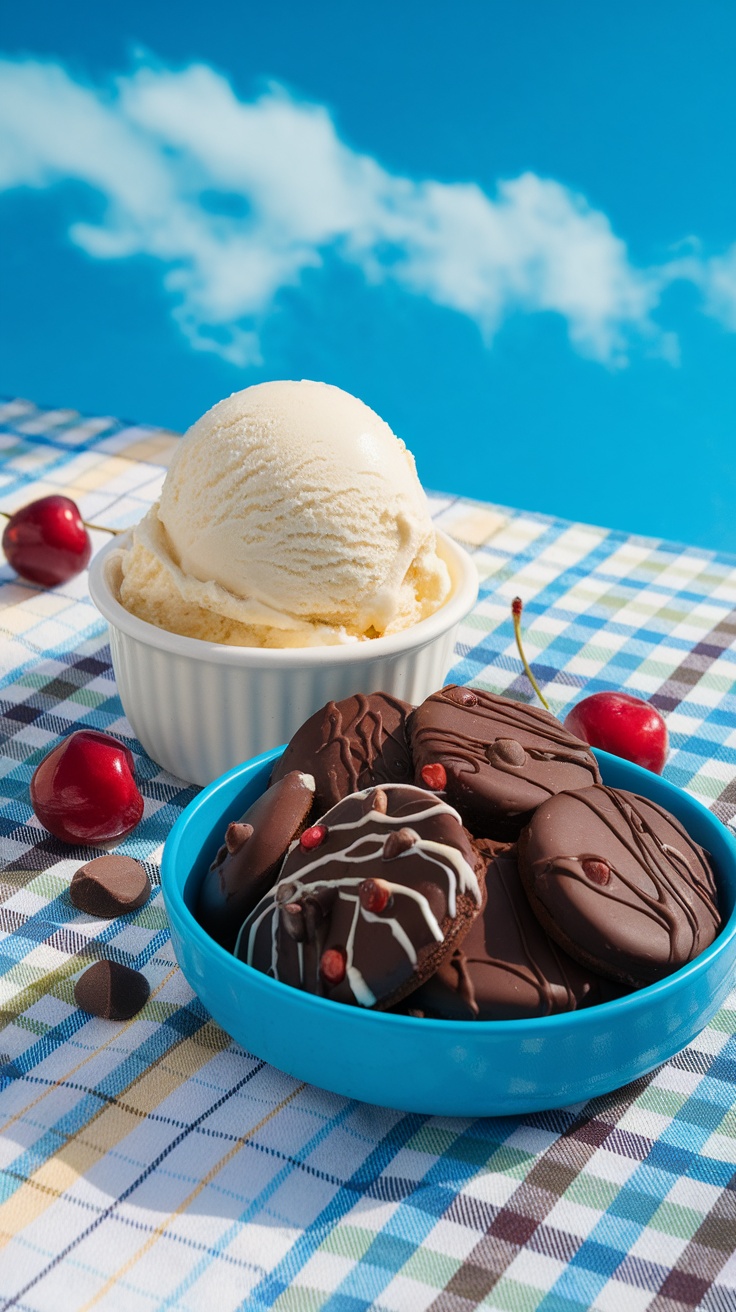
xmin=343 ymin=896 xmax=376 ymax=1006
xmin=236 ymin=784 xmax=481 ymax=1007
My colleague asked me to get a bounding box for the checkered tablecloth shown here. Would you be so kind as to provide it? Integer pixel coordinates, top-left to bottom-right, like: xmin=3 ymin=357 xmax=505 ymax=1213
xmin=1 ymin=396 xmax=736 ymax=1312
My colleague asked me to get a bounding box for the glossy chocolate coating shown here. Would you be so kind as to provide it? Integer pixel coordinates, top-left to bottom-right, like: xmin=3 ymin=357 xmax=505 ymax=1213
xmin=197 ymin=770 xmax=315 ymax=951
xmin=270 ymin=692 xmax=413 ymax=812
xmin=409 ymin=685 xmax=600 ymax=838
xmin=518 ymin=785 xmax=721 ymax=986
xmin=74 ymin=960 xmax=150 ymax=1021
xmin=236 ymin=783 xmax=487 ymax=1010
xmin=407 ymin=843 xmax=623 ymax=1019
xmin=70 ymin=855 xmax=150 ymax=918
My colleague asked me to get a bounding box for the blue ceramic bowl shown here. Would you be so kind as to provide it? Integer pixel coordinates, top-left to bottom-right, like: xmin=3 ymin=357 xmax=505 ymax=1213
xmin=161 ymin=749 xmax=736 ymax=1116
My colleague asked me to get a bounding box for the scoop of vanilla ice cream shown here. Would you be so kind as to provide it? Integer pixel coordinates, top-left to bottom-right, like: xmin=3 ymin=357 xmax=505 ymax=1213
xmin=117 ymin=380 xmax=450 ymax=646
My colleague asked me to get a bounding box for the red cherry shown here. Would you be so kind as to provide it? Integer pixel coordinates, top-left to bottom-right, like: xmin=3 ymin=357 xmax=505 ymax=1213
xmin=300 ymin=824 xmax=328 ymax=851
xmin=320 ymin=947 xmax=347 ymax=986
xmin=30 ymin=730 xmax=144 ymax=845
xmin=2 ymin=496 xmax=92 ymax=586
xmin=564 ymin=692 xmax=668 ymax=775
xmin=420 ymin=762 xmax=447 ymax=791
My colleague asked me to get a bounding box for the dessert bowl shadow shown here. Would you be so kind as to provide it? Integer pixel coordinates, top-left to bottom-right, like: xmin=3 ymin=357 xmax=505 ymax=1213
xmin=88 ymin=529 xmax=478 ymax=787
xmin=161 ymin=748 xmax=736 ymax=1117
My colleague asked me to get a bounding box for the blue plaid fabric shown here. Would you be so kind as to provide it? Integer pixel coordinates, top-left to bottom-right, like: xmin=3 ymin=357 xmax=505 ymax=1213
xmin=1 ymin=397 xmax=735 ymax=1312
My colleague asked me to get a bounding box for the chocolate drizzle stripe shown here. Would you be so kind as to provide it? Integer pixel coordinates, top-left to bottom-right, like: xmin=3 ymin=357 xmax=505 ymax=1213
xmin=412 ymin=708 xmax=599 ymax=784
xmin=418 ymin=691 xmax=597 ymax=754
xmin=413 ymin=725 xmax=497 ymax=778
xmin=451 ymin=953 xmax=477 ymax=1016
xmin=662 ymin=840 xmax=717 ymax=902
xmin=412 ymin=842 xmax=482 ymax=914
xmin=243 ymin=878 xmax=444 ymax=987
xmin=498 ymin=858 xmax=557 ymax=1013
xmin=534 ymin=788 xmax=719 ymax=965
xmin=462 ymin=953 xmax=557 ymax=1000
xmin=609 ymin=792 xmax=717 ymax=957
xmin=455 ymin=857 xmax=578 ymax=1017
xmin=238 ymin=865 xmax=451 ymax=999
xmin=527 ymin=747 xmax=600 ymax=775
xmin=295 ymin=788 xmax=483 ymax=909
xmin=344 ymin=896 xmax=375 ymax=1005
xmin=286 ymin=832 xmax=479 ymax=909
xmin=360 ymin=895 xmax=441 ymax=956
xmin=237 ymin=782 xmax=484 ymax=1009
xmin=320 ymin=694 xmax=410 ymax=791
xmin=534 ymin=854 xmax=680 ymax=936
xmin=599 ymin=790 xmax=717 ymax=936
xmin=548 ymin=940 xmax=581 ymax=1011
xmin=326 ymin=785 xmax=466 ymax=832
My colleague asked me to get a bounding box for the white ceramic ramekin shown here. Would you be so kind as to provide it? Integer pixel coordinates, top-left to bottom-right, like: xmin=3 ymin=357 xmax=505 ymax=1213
xmin=88 ymin=531 xmax=478 ymax=786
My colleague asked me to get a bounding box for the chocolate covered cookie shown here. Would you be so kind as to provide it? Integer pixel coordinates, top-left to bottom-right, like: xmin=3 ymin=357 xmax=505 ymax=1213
xmin=270 ymin=693 xmax=413 ymax=812
xmin=409 ymin=685 xmax=600 ymax=838
xmin=518 ymin=785 xmax=721 ymax=987
xmin=236 ymin=783 xmax=486 ymax=1010
xmin=197 ymin=770 xmax=315 ymax=951
xmin=406 ymin=843 xmax=622 ymax=1020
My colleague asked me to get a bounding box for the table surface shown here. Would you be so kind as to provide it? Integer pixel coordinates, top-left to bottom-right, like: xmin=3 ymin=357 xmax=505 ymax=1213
xmin=1 ymin=397 xmax=736 ymax=1312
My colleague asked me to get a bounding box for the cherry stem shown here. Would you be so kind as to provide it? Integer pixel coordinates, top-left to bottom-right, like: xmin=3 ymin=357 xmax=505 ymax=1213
xmin=0 ymin=509 xmax=121 ymax=536
xmin=81 ymin=519 xmax=122 ymax=536
xmin=511 ymin=597 xmax=550 ymax=711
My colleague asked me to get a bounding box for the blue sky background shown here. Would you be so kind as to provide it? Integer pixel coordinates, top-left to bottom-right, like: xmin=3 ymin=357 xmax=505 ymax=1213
xmin=2 ymin=2 xmax=736 ymax=551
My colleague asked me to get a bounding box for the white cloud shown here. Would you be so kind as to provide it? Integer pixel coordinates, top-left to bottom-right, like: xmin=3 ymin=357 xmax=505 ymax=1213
xmin=0 ymin=56 xmax=674 ymax=366
xmin=702 ymin=246 xmax=736 ymax=331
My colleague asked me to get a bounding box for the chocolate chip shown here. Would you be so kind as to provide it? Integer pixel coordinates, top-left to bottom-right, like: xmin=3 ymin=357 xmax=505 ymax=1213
xmin=383 ymin=827 xmax=419 ymax=860
xmin=225 ymin=822 xmax=254 ymax=854
xmin=487 ymin=738 xmax=527 ymax=767
xmin=447 ymin=687 xmax=478 ymax=707
xmin=275 ymin=882 xmax=299 ymax=904
xmin=74 ymin=960 xmax=150 ymax=1020
xmin=69 ymin=855 xmax=150 ymax=918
